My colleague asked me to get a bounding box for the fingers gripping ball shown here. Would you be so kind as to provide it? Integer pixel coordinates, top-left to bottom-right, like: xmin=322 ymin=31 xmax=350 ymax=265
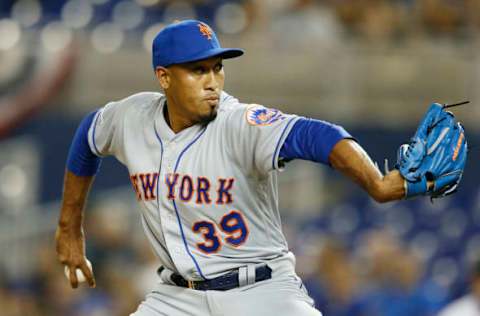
xmin=64 ymin=259 xmax=92 ymax=283
xmin=396 ymin=103 xmax=468 ymax=199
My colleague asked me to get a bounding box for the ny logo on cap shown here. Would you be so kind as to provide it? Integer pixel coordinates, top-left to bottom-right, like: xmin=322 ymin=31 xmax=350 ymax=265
xmin=198 ymin=23 xmax=213 ymax=40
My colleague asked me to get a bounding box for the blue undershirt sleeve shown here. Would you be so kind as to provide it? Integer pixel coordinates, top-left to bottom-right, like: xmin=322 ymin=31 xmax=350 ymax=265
xmin=66 ymin=111 xmax=102 ymax=176
xmin=279 ymin=117 xmax=353 ymax=165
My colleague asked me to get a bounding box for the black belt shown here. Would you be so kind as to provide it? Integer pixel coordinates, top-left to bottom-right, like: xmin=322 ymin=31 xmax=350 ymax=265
xmin=159 ymin=265 xmax=272 ymax=291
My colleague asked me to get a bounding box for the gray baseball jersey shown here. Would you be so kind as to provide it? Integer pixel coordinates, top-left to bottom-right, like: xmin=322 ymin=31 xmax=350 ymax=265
xmin=88 ymin=91 xmax=299 ymax=281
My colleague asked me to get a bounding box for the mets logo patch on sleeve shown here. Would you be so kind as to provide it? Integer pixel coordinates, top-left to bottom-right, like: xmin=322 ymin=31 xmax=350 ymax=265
xmin=245 ymin=104 xmax=286 ymax=126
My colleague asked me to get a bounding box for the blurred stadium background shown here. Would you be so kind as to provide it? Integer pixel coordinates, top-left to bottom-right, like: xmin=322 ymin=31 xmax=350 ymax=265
xmin=1 ymin=0 xmax=480 ymax=315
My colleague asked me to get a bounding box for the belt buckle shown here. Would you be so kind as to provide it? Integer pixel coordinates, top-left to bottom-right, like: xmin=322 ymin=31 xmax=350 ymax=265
xmin=187 ymin=280 xmax=195 ymax=289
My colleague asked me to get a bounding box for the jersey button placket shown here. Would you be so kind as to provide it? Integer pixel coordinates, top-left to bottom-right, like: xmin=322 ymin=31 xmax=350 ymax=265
xmin=160 ymin=142 xmax=191 ymax=275
xmin=163 ymin=142 xmax=174 ymax=171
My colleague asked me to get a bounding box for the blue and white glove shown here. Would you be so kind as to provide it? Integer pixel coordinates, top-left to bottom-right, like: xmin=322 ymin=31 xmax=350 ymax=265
xmin=396 ymin=102 xmax=468 ymax=199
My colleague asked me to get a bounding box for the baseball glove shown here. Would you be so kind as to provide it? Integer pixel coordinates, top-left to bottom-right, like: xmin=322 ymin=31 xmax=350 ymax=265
xmin=395 ymin=102 xmax=468 ymax=199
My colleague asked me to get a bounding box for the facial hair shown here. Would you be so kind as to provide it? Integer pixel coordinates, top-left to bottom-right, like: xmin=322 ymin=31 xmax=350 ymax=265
xmin=198 ymin=106 xmax=218 ymax=126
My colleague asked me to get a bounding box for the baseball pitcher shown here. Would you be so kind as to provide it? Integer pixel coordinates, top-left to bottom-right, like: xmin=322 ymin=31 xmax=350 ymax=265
xmin=55 ymin=20 xmax=468 ymax=316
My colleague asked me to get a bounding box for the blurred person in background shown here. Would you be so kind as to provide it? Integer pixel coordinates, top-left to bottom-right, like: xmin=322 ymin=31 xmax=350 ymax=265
xmin=438 ymin=259 xmax=480 ymax=316
xmin=354 ymin=230 xmax=446 ymax=316
xmin=327 ymin=0 xmax=407 ymax=41
xmin=417 ymin=0 xmax=466 ymax=36
xmin=303 ymin=239 xmax=363 ymax=316
xmin=85 ymin=201 xmax=138 ymax=273
xmin=465 ymin=0 xmax=480 ymax=31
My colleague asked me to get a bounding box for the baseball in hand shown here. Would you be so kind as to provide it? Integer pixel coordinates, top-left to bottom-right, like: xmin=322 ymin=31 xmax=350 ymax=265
xmin=64 ymin=259 xmax=92 ymax=283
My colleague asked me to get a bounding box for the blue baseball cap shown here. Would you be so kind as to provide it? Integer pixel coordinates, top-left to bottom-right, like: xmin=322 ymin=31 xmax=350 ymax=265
xmin=152 ymin=20 xmax=244 ymax=69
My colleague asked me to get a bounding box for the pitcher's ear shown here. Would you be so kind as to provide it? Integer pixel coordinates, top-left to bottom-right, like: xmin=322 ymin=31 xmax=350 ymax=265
xmin=155 ymin=67 xmax=170 ymax=90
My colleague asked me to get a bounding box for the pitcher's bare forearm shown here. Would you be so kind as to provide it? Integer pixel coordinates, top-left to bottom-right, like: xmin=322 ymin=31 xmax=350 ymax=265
xmin=56 ymin=170 xmax=96 ymax=288
xmin=329 ymin=139 xmax=405 ymax=202
xmin=58 ymin=170 xmax=95 ymax=230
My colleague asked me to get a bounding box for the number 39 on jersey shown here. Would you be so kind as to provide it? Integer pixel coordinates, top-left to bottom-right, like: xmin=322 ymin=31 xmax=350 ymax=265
xmin=193 ymin=210 xmax=249 ymax=254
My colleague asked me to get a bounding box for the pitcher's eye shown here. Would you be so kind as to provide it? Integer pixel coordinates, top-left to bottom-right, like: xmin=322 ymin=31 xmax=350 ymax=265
xmin=214 ymin=63 xmax=223 ymax=73
xmin=193 ymin=67 xmax=205 ymax=74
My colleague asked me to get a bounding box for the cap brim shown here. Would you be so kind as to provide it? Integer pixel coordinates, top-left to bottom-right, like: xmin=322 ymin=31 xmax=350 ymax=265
xmin=169 ymin=48 xmax=244 ymax=66
xmin=214 ymin=48 xmax=244 ymax=60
